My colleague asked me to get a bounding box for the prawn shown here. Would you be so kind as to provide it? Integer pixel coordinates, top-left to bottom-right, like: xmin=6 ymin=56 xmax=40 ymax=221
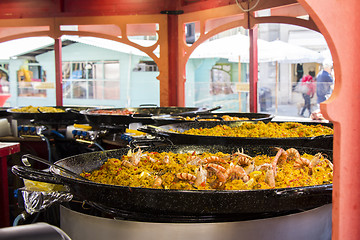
xmin=234 ymin=156 xmax=253 ymax=167
xmin=121 ymin=160 xmax=133 ymax=168
xmin=233 ymin=148 xmax=253 ymax=160
xmin=271 ymin=148 xmax=285 ymax=175
xmin=224 ymin=163 xmax=249 ymax=182
xmin=152 ymin=176 xmax=162 ymax=188
xmin=187 ymin=155 xmax=202 ymax=165
xmin=202 ymin=156 xmax=228 ymax=164
xmin=163 ymin=154 xmax=170 ymax=164
xmin=176 ymin=173 xmax=197 ymax=182
xmin=294 ymin=153 xmax=324 ymax=175
xmin=194 ymin=166 xmax=207 ymax=187
xmin=204 ymin=163 xmax=226 ymax=173
xmin=130 ymin=148 xmax=142 ymax=166
xmin=265 ymin=168 xmax=276 ymax=188
xmin=286 ymin=148 xmax=301 ymax=162
xmin=207 ymin=165 xmax=227 ymax=188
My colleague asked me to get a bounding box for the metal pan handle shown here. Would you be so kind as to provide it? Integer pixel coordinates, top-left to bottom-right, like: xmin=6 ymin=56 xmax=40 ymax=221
xmin=139 ymin=104 xmax=158 ymax=108
xmin=171 ymin=105 xmax=222 ymax=117
xmin=129 ymin=138 xmax=174 ymax=149
xmin=12 ymin=165 xmax=62 ymax=184
xmin=131 ymin=113 xmax=153 ymax=119
xmin=195 ymin=115 xmax=224 ymax=122
xmin=21 ymin=154 xmax=88 ymax=181
xmin=65 ymin=108 xmax=81 ymax=114
xmin=202 ymin=105 xmax=222 ymax=113
xmin=137 ymin=125 xmax=171 ymax=138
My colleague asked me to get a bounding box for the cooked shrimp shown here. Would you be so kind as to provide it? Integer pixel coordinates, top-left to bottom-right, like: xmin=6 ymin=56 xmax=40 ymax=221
xmin=235 ymin=156 xmax=253 ymax=166
xmin=256 ymin=163 xmax=272 ymax=171
xmin=121 ymin=160 xmax=133 ymax=168
xmin=163 ymin=154 xmax=170 ymax=164
xmin=271 ymin=148 xmax=285 ymax=175
xmin=233 ymin=148 xmax=253 ymax=160
xmin=294 ymin=153 xmax=324 ymax=175
xmin=225 ymin=163 xmax=249 ymax=182
xmin=146 ymin=155 xmax=157 ymax=163
xmin=265 ymin=168 xmax=276 ymax=188
xmin=176 ymin=173 xmax=197 ymax=182
xmin=309 ymin=153 xmax=323 ymax=168
xmin=286 ymin=148 xmax=301 ymax=162
xmin=130 ymin=148 xmax=142 ymax=166
xmin=187 ymin=155 xmax=202 ymax=165
xmin=152 ymin=176 xmax=162 ymax=188
xmin=202 ymin=156 xmax=228 ymax=164
xmin=324 ymin=159 xmax=333 ymax=178
xmin=244 ymin=162 xmax=255 ymax=175
xmin=273 ymin=147 xmax=288 ymax=165
xmin=324 ymin=158 xmax=333 ymax=171
xmin=294 ymin=157 xmax=311 ymax=169
xmin=207 ymin=166 xmax=227 ymax=186
xmin=204 ymin=163 xmax=226 ymax=173
xmin=194 ymin=166 xmax=207 ymax=187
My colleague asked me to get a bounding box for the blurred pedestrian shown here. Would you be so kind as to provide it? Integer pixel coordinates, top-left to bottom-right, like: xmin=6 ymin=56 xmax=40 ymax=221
xmin=316 ymin=59 xmax=334 ymax=104
xmin=299 ymin=74 xmax=316 ymax=117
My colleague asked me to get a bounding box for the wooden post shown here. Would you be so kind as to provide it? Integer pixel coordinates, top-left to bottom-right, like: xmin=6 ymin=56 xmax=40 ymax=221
xmin=275 ymin=61 xmax=278 ymax=114
xmin=249 ymin=27 xmax=258 ymax=113
xmin=54 ymin=38 xmax=63 ymax=106
xmin=238 ymin=56 xmax=242 ymax=112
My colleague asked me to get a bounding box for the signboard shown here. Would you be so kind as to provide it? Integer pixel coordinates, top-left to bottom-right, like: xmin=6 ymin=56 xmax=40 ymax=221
xmin=235 ymin=82 xmax=250 ymax=92
xmin=33 ymin=82 xmax=55 ymax=89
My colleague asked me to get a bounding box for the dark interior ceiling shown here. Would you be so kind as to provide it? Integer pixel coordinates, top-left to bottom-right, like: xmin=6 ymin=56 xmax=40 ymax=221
xmin=17 ymin=40 xmax=75 ymax=59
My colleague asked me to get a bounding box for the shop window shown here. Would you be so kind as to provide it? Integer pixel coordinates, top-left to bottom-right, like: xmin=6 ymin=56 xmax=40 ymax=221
xmin=0 ymin=64 xmax=10 ymax=94
xmin=210 ymin=64 xmax=234 ymax=95
xmin=62 ymin=60 xmax=120 ymax=100
xmin=17 ymin=63 xmax=47 ymax=97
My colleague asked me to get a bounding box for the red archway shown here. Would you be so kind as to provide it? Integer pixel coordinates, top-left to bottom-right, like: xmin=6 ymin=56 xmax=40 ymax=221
xmin=298 ymin=1 xmax=360 ymax=239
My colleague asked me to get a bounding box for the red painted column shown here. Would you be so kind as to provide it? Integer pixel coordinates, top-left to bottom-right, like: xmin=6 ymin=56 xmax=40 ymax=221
xmin=298 ymin=1 xmax=360 ymax=240
xmin=167 ymin=14 xmax=180 ymax=106
xmin=54 ymin=38 xmax=63 ymax=106
xmin=249 ymin=26 xmax=258 ymax=113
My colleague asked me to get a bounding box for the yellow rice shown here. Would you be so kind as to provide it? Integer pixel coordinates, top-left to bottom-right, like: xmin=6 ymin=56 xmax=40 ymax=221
xmin=173 ymin=121 xmax=333 ymax=138
xmin=81 ymin=150 xmax=333 ymax=191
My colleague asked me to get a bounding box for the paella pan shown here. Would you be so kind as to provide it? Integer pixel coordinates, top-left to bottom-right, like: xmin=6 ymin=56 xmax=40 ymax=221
xmin=12 ymin=144 xmax=332 ymax=219
xmin=139 ymin=121 xmax=334 ymax=149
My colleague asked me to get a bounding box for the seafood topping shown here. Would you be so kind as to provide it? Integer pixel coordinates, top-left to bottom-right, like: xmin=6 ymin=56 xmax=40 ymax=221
xmin=81 ymin=148 xmax=333 ymax=190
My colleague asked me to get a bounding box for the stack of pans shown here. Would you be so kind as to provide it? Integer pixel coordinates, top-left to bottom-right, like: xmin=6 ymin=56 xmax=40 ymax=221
xmin=10 ymin=105 xmax=334 ymax=226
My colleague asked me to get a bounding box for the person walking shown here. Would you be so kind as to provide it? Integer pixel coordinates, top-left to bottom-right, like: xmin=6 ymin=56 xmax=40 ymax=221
xmin=316 ymin=60 xmax=334 ymax=104
xmin=299 ymin=74 xmax=316 ymax=117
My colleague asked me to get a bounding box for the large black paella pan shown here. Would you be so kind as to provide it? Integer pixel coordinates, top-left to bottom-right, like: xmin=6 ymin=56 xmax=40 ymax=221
xmin=80 ymin=106 xmax=213 ymax=126
xmin=12 ymin=144 xmax=332 ymax=221
xmin=7 ymin=106 xmax=90 ymax=124
xmin=139 ymin=121 xmax=333 ymax=149
xmin=151 ymin=111 xmax=275 ymax=125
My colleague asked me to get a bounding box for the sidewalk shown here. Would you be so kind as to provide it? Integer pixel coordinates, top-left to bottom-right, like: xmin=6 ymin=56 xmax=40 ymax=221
xmin=264 ymin=103 xmax=316 ymax=121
